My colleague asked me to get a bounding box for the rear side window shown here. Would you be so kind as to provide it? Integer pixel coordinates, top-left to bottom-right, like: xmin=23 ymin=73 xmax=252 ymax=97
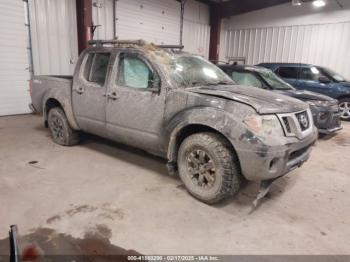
xmin=277 ymin=67 xmax=298 ymax=79
xmin=83 ymin=53 xmax=111 ymax=85
xmin=231 ymin=72 xmax=263 ymax=88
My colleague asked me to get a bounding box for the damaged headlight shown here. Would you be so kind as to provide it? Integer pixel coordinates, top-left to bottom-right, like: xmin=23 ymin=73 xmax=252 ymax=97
xmin=306 ymin=100 xmax=332 ymax=107
xmin=243 ymin=114 xmax=284 ymax=137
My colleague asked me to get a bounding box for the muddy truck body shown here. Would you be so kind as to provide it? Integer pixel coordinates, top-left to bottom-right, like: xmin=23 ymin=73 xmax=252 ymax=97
xmin=30 ymin=40 xmax=318 ymax=204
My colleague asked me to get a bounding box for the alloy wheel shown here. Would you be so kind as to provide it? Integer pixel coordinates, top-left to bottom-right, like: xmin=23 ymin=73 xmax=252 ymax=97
xmin=187 ymin=149 xmax=216 ymax=189
xmin=339 ymin=102 xmax=350 ymax=120
xmin=51 ymin=116 xmax=64 ymax=141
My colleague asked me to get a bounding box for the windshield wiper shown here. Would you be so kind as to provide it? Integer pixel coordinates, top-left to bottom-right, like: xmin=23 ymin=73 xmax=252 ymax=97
xmin=211 ymin=81 xmax=232 ymax=86
xmin=188 ymin=81 xmax=206 ymax=87
xmin=187 ymin=81 xmax=232 ymax=87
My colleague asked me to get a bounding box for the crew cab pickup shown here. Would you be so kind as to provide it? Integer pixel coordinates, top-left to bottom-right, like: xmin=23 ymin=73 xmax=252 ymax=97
xmin=30 ymin=40 xmax=318 ymax=204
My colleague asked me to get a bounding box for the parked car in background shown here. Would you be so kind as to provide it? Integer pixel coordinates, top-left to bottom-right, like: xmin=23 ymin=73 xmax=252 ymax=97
xmin=219 ymin=65 xmax=342 ymax=135
xmin=258 ymin=63 xmax=350 ymax=121
xmin=30 ymin=40 xmax=318 ymax=204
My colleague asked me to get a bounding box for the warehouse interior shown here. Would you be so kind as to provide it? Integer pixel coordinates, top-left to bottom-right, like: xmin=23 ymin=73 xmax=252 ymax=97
xmin=0 ymin=0 xmax=350 ymax=259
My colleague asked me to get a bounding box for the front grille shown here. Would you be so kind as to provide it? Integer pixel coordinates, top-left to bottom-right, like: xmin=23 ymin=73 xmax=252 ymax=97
xmin=282 ymin=117 xmax=291 ymax=133
xmin=278 ymin=109 xmax=313 ymax=139
xmin=296 ymin=111 xmax=310 ymax=131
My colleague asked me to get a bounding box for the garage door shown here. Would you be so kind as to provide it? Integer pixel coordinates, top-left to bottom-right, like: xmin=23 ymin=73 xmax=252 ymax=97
xmin=0 ymin=0 xmax=31 ymax=116
xmin=99 ymin=0 xmax=210 ymax=57
xmin=115 ymin=0 xmax=181 ymax=44
xmin=93 ymin=0 xmax=115 ymax=40
xmin=28 ymin=0 xmax=79 ymax=76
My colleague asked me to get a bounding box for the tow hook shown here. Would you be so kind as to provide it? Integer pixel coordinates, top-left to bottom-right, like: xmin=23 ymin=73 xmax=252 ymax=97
xmin=252 ymin=179 xmax=275 ymax=208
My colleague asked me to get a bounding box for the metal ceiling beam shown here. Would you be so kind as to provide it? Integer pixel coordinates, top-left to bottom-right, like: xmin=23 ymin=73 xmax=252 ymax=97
xmin=217 ymin=0 xmax=290 ymax=18
xmin=209 ymin=4 xmax=221 ymax=62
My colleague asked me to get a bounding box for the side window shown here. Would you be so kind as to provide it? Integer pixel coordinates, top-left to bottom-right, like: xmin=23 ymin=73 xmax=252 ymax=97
xmin=277 ymin=67 xmax=298 ymax=79
xmin=299 ymin=67 xmax=325 ymax=81
xmin=90 ymin=53 xmax=111 ymax=85
xmin=83 ymin=53 xmax=111 ymax=85
xmin=83 ymin=54 xmax=94 ymax=80
xmin=231 ymin=72 xmax=263 ymax=88
xmin=117 ymin=55 xmax=152 ymax=89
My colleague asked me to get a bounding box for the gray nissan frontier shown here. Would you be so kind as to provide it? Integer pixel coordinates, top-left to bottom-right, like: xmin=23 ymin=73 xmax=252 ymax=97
xmin=30 ymin=40 xmax=318 ymax=204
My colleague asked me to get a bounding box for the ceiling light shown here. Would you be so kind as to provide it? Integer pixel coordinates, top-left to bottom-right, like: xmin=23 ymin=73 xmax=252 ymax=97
xmin=313 ymin=0 xmax=326 ymax=7
xmin=292 ymin=0 xmax=302 ymax=6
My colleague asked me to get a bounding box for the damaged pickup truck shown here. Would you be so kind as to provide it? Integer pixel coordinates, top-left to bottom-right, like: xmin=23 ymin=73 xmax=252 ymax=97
xmin=30 ymin=40 xmax=318 ymax=204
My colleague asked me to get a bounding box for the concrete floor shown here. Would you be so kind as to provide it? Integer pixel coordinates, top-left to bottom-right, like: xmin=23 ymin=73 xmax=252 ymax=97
xmin=0 ymin=114 xmax=350 ymax=255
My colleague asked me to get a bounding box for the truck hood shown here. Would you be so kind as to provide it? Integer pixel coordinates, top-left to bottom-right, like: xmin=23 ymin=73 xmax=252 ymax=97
xmin=186 ymin=85 xmax=308 ymax=114
xmin=274 ymin=89 xmax=336 ymax=102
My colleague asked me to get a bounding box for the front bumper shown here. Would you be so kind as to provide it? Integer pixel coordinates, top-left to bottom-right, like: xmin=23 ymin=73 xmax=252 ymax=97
xmin=310 ymin=105 xmax=342 ymax=134
xmin=236 ymin=127 xmax=318 ymax=181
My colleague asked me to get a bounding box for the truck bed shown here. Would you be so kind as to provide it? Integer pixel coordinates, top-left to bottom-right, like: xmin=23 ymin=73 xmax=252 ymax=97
xmin=31 ymin=75 xmax=73 ymax=114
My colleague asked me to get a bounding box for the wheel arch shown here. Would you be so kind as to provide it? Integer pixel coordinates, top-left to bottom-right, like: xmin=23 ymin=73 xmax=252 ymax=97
xmin=167 ymin=123 xmax=242 ymax=173
xmin=43 ymin=97 xmax=80 ymax=130
xmin=337 ymin=95 xmax=350 ymax=101
xmin=44 ymin=98 xmax=63 ymax=127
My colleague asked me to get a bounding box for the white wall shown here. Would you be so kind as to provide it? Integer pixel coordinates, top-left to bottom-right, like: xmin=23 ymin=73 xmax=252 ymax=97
xmin=183 ymin=0 xmax=211 ymax=58
xmin=220 ymin=0 xmax=350 ymax=79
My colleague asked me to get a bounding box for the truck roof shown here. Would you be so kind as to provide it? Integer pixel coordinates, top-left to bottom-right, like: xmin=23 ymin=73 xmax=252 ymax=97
xmin=257 ymin=62 xmax=314 ymax=67
xmin=219 ymin=64 xmax=272 ymax=73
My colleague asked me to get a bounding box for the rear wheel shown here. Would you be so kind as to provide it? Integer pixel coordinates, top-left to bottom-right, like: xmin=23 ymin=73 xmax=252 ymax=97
xmin=48 ymin=107 xmax=79 ymax=146
xmin=339 ymin=98 xmax=350 ymax=121
xmin=177 ymin=132 xmax=242 ymax=204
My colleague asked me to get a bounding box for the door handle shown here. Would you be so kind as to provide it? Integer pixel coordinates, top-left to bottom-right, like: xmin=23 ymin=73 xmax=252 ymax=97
xmin=107 ymin=92 xmax=118 ymax=100
xmin=74 ymin=87 xmax=84 ymax=95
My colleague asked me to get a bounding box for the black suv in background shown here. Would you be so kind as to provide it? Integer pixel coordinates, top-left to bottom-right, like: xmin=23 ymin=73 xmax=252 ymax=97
xmin=258 ymin=63 xmax=350 ymax=121
xmin=219 ymin=64 xmax=342 ymax=135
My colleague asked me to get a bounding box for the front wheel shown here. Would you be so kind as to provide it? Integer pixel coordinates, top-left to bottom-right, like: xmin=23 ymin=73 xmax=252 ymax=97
xmin=339 ymin=98 xmax=350 ymax=121
xmin=48 ymin=107 xmax=79 ymax=146
xmin=177 ymin=133 xmax=242 ymax=204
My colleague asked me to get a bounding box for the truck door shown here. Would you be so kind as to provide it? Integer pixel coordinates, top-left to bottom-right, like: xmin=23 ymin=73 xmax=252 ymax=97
xmin=72 ymin=51 xmax=112 ymax=137
xmin=106 ymin=52 xmax=166 ymax=153
xmin=296 ymin=66 xmax=334 ymax=97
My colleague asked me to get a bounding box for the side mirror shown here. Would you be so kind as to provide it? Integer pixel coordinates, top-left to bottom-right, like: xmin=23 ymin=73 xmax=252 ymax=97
xmin=319 ymin=76 xmax=331 ymax=84
xmin=148 ymin=73 xmax=161 ymax=93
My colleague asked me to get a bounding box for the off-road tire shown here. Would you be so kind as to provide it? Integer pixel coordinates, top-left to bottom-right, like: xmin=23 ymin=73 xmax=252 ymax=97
xmin=48 ymin=107 xmax=79 ymax=146
xmin=177 ymin=132 xmax=242 ymax=204
xmin=339 ymin=98 xmax=350 ymax=121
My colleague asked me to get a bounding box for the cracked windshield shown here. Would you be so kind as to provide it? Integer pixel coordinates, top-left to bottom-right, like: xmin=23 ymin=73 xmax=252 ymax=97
xmin=169 ymin=55 xmax=234 ymax=87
